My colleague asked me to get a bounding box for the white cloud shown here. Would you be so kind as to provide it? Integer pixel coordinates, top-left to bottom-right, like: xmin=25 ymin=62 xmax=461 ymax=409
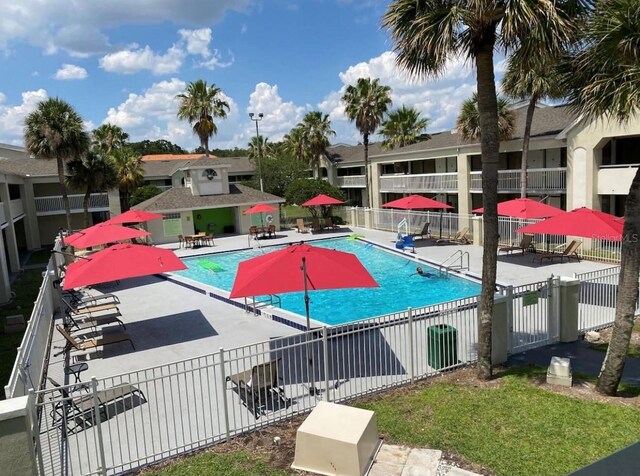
xmin=54 ymin=63 xmax=88 ymax=80
xmin=0 ymin=0 xmax=253 ymax=56
xmin=100 ymin=45 xmax=185 ymax=75
xmin=0 ymin=89 xmax=48 ymax=145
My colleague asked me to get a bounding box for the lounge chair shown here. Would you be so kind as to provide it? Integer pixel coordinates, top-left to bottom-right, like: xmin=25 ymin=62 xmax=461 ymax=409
xmin=499 ymin=234 xmax=534 ymax=255
xmin=296 ymin=218 xmax=309 ymax=233
xmin=48 ymin=377 xmax=145 ymax=433
xmin=56 ymin=324 xmax=135 ymax=354
xmin=436 ymin=227 xmax=470 ymax=244
xmin=532 ymin=240 xmax=582 ymax=264
xmin=226 ymin=359 xmax=288 ymax=419
xmin=65 ymin=309 xmax=125 ymax=332
xmin=413 ymin=222 xmax=431 ymax=240
xmin=324 ymin=217 xmax=339 ymax=230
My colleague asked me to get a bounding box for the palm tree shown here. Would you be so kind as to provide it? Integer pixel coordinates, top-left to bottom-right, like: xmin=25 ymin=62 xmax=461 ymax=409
xmin=503 ymin=55 xmax=567 ymax=197
xmin=383 ymin=0 xmax=587 ymax=380
xmin=283 ymin=126 xmax=308 ymax=163
xmin=379 ymin=105 xmax=430 ymax=150
xmin=92 ymin=123 xmax=129 ymax=155
xmin=342 ymin=78 xmax=392 ymax=206
xmin=176 ymin=80 xmax=229 ymax=156
xmin=111 ymin=148 xmax=144 ymax=211
xmin=456 ymin=93 xmax=515 ymax=142
xmin=298 ymin=111 xmax=336 ymax=178
xmin=565 ymin=0 xmax=640 ymax=396
xmin=24 ymin=98 xmax=90 ymax=231
xmin=66 ymin=151 xmax=118 ymax=228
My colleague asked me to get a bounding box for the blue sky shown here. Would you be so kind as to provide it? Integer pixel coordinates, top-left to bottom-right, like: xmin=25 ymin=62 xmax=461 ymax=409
xmin=0 ymin=0 xmax=497 ymax=151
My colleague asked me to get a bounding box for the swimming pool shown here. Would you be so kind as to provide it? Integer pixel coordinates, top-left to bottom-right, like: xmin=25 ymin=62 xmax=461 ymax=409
xmin=175 ymin=238 xmax=481 ymax=326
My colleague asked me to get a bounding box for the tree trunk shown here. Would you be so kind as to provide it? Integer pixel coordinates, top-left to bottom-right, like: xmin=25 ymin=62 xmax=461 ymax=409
xmin=520 ymin=95 xmax=538 ymax=198
xmin=596 ymin=167 xmax=640 ymax=395
xmin=475 ymin=36 xmax=500 ymax=381
xmin=57 ymin=158 xmax=73 ymax=232
xmin=82 ymin=188 xmax=92 ymax=228
xmin=363 ymin=133 xmax=371 ymax=207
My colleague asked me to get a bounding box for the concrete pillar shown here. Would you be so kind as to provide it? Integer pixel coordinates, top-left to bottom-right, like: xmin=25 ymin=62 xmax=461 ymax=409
xmin=456 ymin=154 xmax=471 ymax=232
xmin=0 ymin=184 xmax=20 ymax=273
xmin=107 ymin=188 xmax=122 ymax=218
xmin=491 ymin=294 xmax=510 ymax=365
xmin=472 ymin=216 xmax=483 ymax=246
xmin=0 ymin=233 xmax=12 ymax=303
xmin=20 ymin=182 xmax=40 ymax=250
xmin=0 ymin=395 xmax=38 ymax=476
xmin=558 ymin=276 xmax=580 ymax=343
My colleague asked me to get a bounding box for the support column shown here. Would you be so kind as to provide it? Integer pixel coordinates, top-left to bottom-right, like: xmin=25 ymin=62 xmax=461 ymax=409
xmin=0 ymin=184 xmax=20 ymax=273
xmin=20 ymin=182 xmax=40 ymax=250
xmin=0 ymin=395 xmax=38 ymax=476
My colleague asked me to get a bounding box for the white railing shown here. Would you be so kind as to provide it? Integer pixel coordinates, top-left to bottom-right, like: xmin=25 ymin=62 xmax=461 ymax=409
xmin=470 ymin=167 xmax=566 ymax=192
xmin=379 ymin=172 xmax=458 ymax=192
xmin=336 ymin=175 xmax=366 ymax=188
xmin=33 ymin=295 xmax=479 ymax=475
xmin=10 ymin=198 xmax=24 ymax=219
xmin=34 ymin=193 xmax=110 ymax=215
xmin=4 ymin=242 xmax=62 ymax=399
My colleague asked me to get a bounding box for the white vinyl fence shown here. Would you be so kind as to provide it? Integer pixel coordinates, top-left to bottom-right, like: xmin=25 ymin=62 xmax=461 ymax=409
xmin=33 ymin=296 xmax=479 ymax=476
xmin=4 ymin=243 xmax=62 ymax=399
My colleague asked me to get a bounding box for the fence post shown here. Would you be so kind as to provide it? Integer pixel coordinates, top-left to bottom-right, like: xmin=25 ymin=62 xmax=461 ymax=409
xmin=408 ymin=308 xmax=415 ymax=383
xmin=505 ymin=286 xmax=514 ymax=355
xmin=90 ymin=377 xmax=108 ymax=476
xmin=218 ymin=348 xmax=231 ymax=442
xmin=323 ymin=327 xmax=330 ymax=401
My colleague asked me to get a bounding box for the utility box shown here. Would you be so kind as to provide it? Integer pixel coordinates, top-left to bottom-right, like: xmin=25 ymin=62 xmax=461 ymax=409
xmin=292 ymin=401 xmax=380 ymax=476
xmin=428 ymin=324 xmax=458 ymax=370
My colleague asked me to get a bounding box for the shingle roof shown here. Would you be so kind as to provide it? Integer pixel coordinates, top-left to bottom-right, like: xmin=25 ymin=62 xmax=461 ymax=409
xmin=142 ymin=156 xmax=254 ymax=178
xmin=133 ymin=184 xmax=284 ymax=212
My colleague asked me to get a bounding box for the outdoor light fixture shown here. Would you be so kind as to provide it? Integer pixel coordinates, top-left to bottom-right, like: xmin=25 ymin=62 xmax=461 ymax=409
xmin=249 ymin=112 xmax=265 ymax=192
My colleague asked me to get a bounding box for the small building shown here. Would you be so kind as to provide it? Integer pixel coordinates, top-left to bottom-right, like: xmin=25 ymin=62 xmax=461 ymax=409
xmin=133 ymin=158 xmax=284 ymax=244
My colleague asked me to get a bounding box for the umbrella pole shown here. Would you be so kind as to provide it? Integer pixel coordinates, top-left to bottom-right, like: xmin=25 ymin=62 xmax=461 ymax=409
xmin=302 ymin=257 xmax=318 ymax=396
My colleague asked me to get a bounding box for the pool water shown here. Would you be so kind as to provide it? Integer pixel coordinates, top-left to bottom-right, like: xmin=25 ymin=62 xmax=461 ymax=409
xmin=175 ymin=238 xmax=481 ymax=326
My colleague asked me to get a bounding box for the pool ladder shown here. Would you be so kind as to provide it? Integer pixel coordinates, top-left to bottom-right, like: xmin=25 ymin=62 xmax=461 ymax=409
xmin=439 ymin=250 xmax=470 ymax=277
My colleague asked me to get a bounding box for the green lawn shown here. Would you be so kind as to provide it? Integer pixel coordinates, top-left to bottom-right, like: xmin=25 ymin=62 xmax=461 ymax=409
xmin=0 ymin=269 xmax=46 ymax=398
xmin=140 ymin=451 xmax=289 ymax=476
xmin=357 ymin=366 xmax=640 ymax=476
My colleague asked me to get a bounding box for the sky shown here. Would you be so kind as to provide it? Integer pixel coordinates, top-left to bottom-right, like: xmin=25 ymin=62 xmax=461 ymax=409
xmin=0 ymin=0 xmax=504 ymax=152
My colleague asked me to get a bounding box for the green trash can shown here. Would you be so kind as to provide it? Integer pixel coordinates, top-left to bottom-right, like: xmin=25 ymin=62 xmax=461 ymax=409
xmin=428 ymin=324 xmax=458 ymax=369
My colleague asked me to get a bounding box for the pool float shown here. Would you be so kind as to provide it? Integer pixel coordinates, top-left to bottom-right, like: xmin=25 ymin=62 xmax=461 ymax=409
xmin=198 ymin=260 xmax=224 ymax=272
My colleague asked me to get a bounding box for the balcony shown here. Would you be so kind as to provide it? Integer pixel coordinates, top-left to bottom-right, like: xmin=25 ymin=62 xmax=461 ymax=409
xmin=336 ymin=175 xmax=366 ymax=188
xmin=470 ymin=167 xmax=566 ymax=193
xmin=35 ymin=193 xmax=110 ymax=216
xmin=379 ymin=172 xmax=458 ymax=193
xmin=598 ymin=164 xmax=639 ymax=195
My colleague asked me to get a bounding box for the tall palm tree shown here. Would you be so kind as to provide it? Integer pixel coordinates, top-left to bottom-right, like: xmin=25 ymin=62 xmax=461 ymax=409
xmin=503 ymin=55 xmax=567 ymax=197
xmin=383 ymin=0 xmax=587 ymax=380
xmin=66 ymin=151 xmax=118 ymax=228
xmin=456 ymin=93 xmax=515 ymax=142
xmin=24 ymin=97 xmax=90 ymax=231
xmin=565 ymin=0 xmax=640 ymax=396
xmin=92 ymin=123 xmax=129 ymax=155
xmin=283 ymin=126 xmax=308 ymax=163
xmin=342 ymin=78 xmax=392 ymax=206
xmin=299 ymin=111 xmax=336 ymax=178
xmin=379 ymin=105 xmax=430 ymax=150
xmin=176 ymin=80 xmax=229 ymax=157
xmin=111 ymin=148 xmax=144 ymax=211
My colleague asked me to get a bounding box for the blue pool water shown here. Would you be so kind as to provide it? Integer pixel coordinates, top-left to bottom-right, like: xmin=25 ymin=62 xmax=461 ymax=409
xmin=175 ymin=238 xmax=481 ymax=326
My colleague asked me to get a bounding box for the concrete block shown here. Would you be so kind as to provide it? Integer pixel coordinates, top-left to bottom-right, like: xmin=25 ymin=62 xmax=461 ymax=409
xmin=3 ymin=315 xmax=25 ymax=334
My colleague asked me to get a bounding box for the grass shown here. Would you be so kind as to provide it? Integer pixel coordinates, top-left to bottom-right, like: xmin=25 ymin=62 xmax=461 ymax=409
xmin=356 ymin=366 xmax=640 ymax=476
xmin=140 ymin=451 xmax=290 ymax=476
xmin=0 ymin=268 xmax=47 ymax=398
xmin=590 ymin=322 xmax=640 ymax=358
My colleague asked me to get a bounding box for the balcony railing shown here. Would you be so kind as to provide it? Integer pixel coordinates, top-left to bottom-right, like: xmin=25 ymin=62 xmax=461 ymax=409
xmin=336 ymin=175 xmax=366 ymax=188
xmin=379 ymin=172 xmax=458 ymax=193
xmin=34 ymin=193 xmax=110 ymax=216
xmin=470 ymin=167 xmax=566 ymax=192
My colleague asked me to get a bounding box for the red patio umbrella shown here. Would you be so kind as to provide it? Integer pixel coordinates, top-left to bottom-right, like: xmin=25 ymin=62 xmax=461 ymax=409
xmin=473 ymin=198 xmax=564 ymax=219
xmin=230 ymin=242 xmax=378 ymax=395
xmin=64 ymin=223 xmax=150 ymax=249
xmin=382 ymin=194 xmax=452 ymax=210
xmin=516 ymin=207 xmax=624 ymax=241
xmin=62 ymin=243 xmax=186 ymax=290
xmin=243 ymin=203 xmax=277 ymax=228
xmin=301 ymin=194 xmax=345 ymax=207
xmin=104 ymin=209 xmax=164 ymax=225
